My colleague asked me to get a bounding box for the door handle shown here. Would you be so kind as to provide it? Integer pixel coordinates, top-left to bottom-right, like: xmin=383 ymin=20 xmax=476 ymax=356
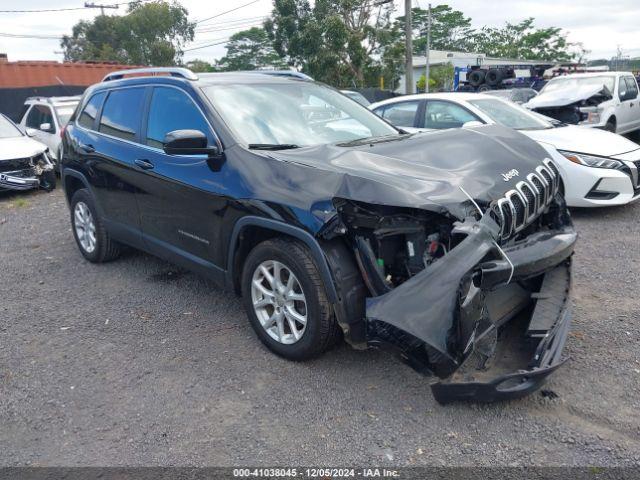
xmin=78 ymin=143 xmax=95 ymax=154
xmin=134 ymin=159 xmax=154 ymax=170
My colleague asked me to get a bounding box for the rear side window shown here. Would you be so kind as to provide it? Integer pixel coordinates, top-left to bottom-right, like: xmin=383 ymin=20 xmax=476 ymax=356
xmin=625 ymin=77 xmax=638 ymax=99
xmin=78 ymin=92 xmax=105 ymax=130
xmin=146 ymin=87 xmax=210 ymax=148
xmin=26 ymin=105 xmax=54 ymax=130
xmin=378 ymin=101 xmax=420 ymax=127
xmin=99 ymin=88 xmax=145 ymax=142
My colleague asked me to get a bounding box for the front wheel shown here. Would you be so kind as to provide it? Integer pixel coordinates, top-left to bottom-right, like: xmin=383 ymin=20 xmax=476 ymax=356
xmin=604 ymin=118 xmax=616 ymax=133
xmin=241 ymin=238 xmax=340 ymax=360
xmin=70 ymin=189 xmax=121 ymax=263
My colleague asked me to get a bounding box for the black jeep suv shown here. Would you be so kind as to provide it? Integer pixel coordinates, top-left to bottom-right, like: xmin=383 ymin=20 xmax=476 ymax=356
xmin=61 ymin=67 xmax=576 ymax=403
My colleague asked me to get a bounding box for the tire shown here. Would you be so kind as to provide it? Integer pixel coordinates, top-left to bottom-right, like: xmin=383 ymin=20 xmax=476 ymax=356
xmin=70 ymin=188 xmax=121 ymax=263
xmin=468 ymin=70 xmax=485 ymax=87
xmin=485 ymin=68 xmax=504 ymax=87
xmin=604 ymin=118 xmax=616 ymax=133
xmin=241 ymin=237 xmax=340 ymax=361
xmin=39 ymin=170 xmax=56 ymax=191
xmin=477 ymin=84 xmax=492 ymax=92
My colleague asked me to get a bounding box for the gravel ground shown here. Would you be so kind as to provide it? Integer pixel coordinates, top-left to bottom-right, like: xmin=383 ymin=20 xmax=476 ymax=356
xmin=0 ymin=187 xmax=639 ymax=467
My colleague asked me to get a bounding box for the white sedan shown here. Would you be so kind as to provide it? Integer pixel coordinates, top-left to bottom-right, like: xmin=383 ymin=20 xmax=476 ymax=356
xmin=370 ymin=93 xmax=640 ymax=207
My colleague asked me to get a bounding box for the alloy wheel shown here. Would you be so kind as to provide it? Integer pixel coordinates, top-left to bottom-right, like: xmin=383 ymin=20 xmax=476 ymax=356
xmin=74 ymin=201 xmax=97 ymax=253
xmin=251 ymin=260 xmax=308 ymax=345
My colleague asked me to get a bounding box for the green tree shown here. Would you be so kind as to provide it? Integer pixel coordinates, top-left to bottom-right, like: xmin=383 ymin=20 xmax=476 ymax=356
xmin=61 ymin=1 xmax=195 ymax=66
xmin=394 ymin=5 xmax=474 ymax=54
xmin=265 ymin=0 xmax=398 ymax=88
xmin=217 ymin=27 xmax=287 ymax=71
xmin=416 ymin=62 xmax=454 ymax=92
xmin=468 ymin=18 xmax=576 ymax=61
xmin=185 ymin=59 xmax=214 ymax=72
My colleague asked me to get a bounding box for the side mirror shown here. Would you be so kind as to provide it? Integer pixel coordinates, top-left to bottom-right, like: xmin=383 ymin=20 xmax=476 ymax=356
xmin=163 ymin=129 xmax=220 ymax=157
xmin=25 ymin=127 xmax=37 ymax=137
xmin=462 ymin=121 xmax=484 ymax=128
xmin=39 ymin=122 xmax=53 ymax=132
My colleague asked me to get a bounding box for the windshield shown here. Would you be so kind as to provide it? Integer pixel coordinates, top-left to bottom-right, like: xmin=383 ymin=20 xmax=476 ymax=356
xmin=202 ymin=82 xmax=397 ymax=147
xmin=469 ymin=98 xmax=553 ymax=130
xmin=55 ymin=105 xmax=77 ymax=127
xmin=343 ymin=91 xmax=370 ymax=106
xmin=541 ymin=75 xmax=615 ymax=94
xmin=0 ymin=114 xmax=23 ymax=138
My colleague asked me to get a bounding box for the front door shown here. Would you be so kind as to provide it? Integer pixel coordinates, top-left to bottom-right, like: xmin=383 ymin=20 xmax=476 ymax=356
xmin=135 ymin=86 xmax=227 ymax=270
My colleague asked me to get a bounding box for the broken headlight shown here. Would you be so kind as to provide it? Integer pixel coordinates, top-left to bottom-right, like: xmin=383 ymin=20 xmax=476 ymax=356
xmin=558 ymin=150 xmax=623 ymax=170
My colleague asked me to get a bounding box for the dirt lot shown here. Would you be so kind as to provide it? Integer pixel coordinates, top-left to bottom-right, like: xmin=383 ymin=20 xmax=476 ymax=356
xmin=0 ymin=187 xmax=639 ymax=467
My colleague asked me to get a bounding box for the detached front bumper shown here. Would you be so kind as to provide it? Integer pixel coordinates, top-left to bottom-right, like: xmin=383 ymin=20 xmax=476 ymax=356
xmin=365 ymin=213 xmax=576 ymax=404
xmin=0 ymin=171 xmax=41 ymax=191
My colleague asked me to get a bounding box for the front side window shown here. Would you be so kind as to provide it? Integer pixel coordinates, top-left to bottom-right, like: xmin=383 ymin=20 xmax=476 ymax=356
xmin=424 ymin=101 xmax=479 ymax=129
xmin=146 ymin=87 xmax=211 ymax=148
xmin=0 ymin=114 xmax=22 ymax=139
xmin=78 ymin=92 xmax=105 ymax=130
xmin=55 ymin=104 xmax=78 ymax=127
xmin=624 ymin=77 xmax=638 ymax=100
xmin=99 ymin=88 xmax=145 ymax=142
xmin=469 ymin=98 xmax=552 ymax=130
xmin=201 ymin=82 xmax=398 ymax=147
xmin=26 ymin=105 xmax=54 ymax=131
xmin=379 ymin=101 xmax=420 ymax=127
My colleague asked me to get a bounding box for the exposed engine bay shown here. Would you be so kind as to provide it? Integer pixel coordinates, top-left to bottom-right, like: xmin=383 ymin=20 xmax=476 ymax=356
xmin=323 ymin=192 xmax=575 ymax=404
xmin=528 ymin=86 xmax=612 ymax=125
xmin=0 ymin=152 xmax=56 ymax=192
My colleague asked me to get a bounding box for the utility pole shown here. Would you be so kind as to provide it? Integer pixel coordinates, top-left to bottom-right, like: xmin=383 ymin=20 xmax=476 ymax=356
xmin=425 ymin=3 xmax=431 ymax=93
xmin=404 ymin=0 xmax=413 ymax=94
xmin=84 ymin=2 xmax=119 ymax=16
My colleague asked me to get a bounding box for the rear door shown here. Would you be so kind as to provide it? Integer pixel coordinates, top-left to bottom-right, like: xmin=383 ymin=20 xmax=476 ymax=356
xmin=372 ymin=100 xmax=423 ymax=130
xmin=135 ymin=85 xmax=227 ymax=270
xmin=624 ymin=76 xmax=640 ymax=132
xmin=616 ymin=76 xmax=638 ymax=133
xmin=81 ymin=87 xmax=148 ymax=244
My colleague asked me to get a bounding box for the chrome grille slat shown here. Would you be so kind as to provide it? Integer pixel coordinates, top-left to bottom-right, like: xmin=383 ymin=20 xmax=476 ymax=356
xmin=492 ymin=159 xmax=560 ymax=240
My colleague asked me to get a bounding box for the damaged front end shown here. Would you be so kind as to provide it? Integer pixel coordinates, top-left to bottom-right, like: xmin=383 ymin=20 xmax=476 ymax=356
xmin=323 ymin=171 xmax=575 ymax=404
xmin=0 ymin=152 xmax=56 ymax=192
xmin=529 ymin=85 xmax=612 ymax=126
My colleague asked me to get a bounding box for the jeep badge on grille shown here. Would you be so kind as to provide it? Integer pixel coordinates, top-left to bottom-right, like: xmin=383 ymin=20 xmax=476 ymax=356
xmin=501 ymin=169 xmax=519 ymax=182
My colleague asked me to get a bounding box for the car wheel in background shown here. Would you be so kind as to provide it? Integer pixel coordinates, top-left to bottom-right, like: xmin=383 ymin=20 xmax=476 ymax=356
xmin=39 ymin=170 xmax=56 ymax=192
xmin=605 ymin=118 xmax=616 ymax=133
xmin=241 ymin=237 xmax=340 ymax=361
xmin=70 ymin=189 xmax=121 ymax=263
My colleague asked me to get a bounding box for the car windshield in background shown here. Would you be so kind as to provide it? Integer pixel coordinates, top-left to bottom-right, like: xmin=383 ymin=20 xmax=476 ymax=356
xmin=469 ymin=98 xmax=554 ymax=130
xmin=202 ymin=82 xmax=397 ymax=147
xmin=541 ymin=76 xmax=615 ymax=94
xmin=0 ymin=115 xmax=22 ymax=138
xmin=55 ymin=106 xmax=77 ymax=127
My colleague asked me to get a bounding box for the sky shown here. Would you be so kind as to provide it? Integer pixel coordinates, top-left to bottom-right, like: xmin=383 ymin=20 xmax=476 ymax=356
xmin=1 ymin=0 xmax=639 ymax=64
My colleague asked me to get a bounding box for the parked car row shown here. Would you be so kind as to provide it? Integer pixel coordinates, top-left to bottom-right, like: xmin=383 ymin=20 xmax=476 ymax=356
xmin=55 ymin=67 xmax=575 ymax=404
xmin=370 ymin=87 xmax=640 ymax=208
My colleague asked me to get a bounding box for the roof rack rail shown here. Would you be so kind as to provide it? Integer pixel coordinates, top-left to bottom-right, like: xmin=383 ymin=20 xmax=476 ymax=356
xmin=102 ymin=67 xmax=198 ymax=82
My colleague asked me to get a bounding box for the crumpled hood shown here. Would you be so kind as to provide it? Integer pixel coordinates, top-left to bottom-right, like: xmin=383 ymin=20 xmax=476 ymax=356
xmin=0 ymin=135 xmax=46 ymax=161
xmin=267 ymin=124 xmax=551 ymax=212
xmin=525 ymin=84 xmax=608 ymax=109
xmin=523 ymin=124 xmax=640 ymax=157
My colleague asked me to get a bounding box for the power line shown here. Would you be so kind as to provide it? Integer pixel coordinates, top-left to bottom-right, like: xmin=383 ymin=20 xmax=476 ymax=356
xmin=0 ymin=1 xmax=141 ymax=14
xmin=195 ymin=15 xmax=267 ymax=28
xmin=184 ymin=39 xmax=231 ymax=52
xmin=0 ymin=32 xmax=63 ymax=40
xmin=196 ymin=22 xmax=265 ymax=34
xmin=195 ymin=0 xmax=261 ymax=25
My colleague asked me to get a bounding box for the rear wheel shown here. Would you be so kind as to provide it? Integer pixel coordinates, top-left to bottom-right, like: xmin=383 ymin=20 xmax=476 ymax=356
xmin=241 ymin=237 xmax=339 ymax=360
xmin=70 ymin=189 xmax=121 ymax=263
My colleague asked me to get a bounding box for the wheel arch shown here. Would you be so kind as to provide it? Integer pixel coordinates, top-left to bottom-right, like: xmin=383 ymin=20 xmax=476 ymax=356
xmin=61 ymin=168 xmax=104 ymax=216
xmin=225 ymin=216 xmax=339 ymax=304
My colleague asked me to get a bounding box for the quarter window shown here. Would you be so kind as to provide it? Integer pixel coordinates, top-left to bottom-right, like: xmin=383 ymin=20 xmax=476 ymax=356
xmin=26 ymin=105 xmax=54 ymax=131
xmin=424 ymin=101 xmax=478 ymax=129
xmin=379 ymin=101 xmax=420 ymax=127
xmin=78 ymin=92 xmax=105 ymax=130
xmin=146 ymin=87 xmax=211 ymax=148
xmin=99 ymin=88 xmax=145 ymax=142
